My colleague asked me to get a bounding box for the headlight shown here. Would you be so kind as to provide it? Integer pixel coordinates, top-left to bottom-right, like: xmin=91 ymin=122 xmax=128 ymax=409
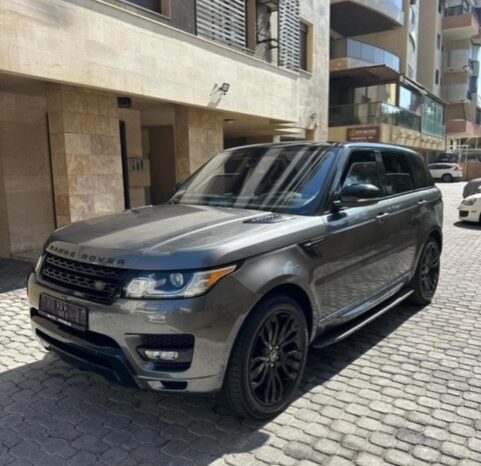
xmin=123 ymin=265 xmax=236 ymax=299
xmin=462 ymin=198 xmax=477 ymax=206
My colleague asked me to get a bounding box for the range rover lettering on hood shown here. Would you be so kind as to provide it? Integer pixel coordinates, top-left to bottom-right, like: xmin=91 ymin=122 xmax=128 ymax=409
xmin=47 ymin=244 xmax=126 ymax=267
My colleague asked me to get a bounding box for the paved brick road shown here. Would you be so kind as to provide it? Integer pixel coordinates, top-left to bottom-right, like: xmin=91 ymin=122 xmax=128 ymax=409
xmin=1 ymin=182 xmax=480 ymax=466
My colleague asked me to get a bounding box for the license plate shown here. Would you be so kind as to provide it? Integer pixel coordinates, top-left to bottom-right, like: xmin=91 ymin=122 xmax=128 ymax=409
xmin=38 ymin=294 xmax=88 ymax=331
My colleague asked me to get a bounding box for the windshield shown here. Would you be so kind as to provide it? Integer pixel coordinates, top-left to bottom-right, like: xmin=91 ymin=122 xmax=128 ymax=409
xmin=170 ymin=145 xmax=336 ymax=215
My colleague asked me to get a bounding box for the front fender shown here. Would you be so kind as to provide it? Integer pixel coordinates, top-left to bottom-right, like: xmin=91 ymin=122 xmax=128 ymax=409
xmin=234 ymin=245 xmax=321 ymax=336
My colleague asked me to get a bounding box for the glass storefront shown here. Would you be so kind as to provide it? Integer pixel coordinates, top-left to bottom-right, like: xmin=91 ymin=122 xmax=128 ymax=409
xmin=422 ymin=97 xmax=445 ymax=138
xmin=329 ymin=82 xmax=445 ymax=139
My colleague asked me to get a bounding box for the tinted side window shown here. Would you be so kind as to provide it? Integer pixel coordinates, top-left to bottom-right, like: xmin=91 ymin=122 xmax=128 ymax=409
xmin=380 ymin=151 xmax=415 ymax=195
xmin=342 ymin=151 xmax=381 ymax=189
xmin=410 ymin=154 xmax=434 ymax=189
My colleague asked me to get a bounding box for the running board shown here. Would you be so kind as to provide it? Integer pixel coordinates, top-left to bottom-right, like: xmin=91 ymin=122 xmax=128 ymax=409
xmin=311 ymin=289 xmax=414 ymax=350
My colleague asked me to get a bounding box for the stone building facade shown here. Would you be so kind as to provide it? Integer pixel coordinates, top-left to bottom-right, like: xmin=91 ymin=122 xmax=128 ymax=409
xmin=0 ymin=0 xmax=330 ymax=259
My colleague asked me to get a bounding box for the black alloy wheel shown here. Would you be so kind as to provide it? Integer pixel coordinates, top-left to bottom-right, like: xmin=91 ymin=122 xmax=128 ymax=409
xmin=419 ymin=241 xmax=440 ymax=301
xmin=248 ymin=311 xmax=303 ymax=407
xmin=222 ymin=295 xmax=308 ymax=419
xmin=408 ymin=238 xmax=441 ymax=306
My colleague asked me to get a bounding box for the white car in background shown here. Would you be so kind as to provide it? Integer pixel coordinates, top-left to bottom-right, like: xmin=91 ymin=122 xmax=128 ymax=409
xmin=458 ymin=194 xmax=481 ymax=224
xmin=428 ymin=163 xmax=464 ymax=182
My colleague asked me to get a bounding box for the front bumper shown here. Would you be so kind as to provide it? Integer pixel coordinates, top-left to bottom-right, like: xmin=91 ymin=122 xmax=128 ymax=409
xmin=28 ymin=273 xmax=258 ymax=393
xmin=458 ymin=207 xmax=480 ymax=223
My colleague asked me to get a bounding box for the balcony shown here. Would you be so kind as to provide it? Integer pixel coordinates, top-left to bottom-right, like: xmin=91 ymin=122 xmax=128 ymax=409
xmin=329 ymin=102 xmax=421 ymax=133
xmin=447 ymin=119 xmax=481 ymax=138
xmin=443 ymin=8 xmax=479 ymax=40
xmin=330 ymin=39 xmax=400 ymax=72
xmin=444 ymin=82 xmax=473 ymax=103
xmin=330 ymin=0 xmax=404 ymax=37
xmin=444 ymin=53 xmax=479 ymax=75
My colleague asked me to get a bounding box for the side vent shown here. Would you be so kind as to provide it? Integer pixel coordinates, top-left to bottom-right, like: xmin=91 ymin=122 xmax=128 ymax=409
xmin=244 ymin=214 xmax=292 ymax=224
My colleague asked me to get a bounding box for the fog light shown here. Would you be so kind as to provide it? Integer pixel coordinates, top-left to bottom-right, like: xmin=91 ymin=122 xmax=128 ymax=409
xmin=142 ymin=349 xmax=179 ymax=361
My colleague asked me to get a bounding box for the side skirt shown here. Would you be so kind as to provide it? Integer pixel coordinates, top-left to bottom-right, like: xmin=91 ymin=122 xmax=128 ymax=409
xmin=311 ymin=289 xmax=414 ymax=350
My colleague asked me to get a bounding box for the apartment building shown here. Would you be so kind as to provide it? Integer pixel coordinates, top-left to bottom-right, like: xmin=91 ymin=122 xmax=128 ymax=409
xmin=0 ymin=0 xmax=330 ymax=259
xmin=441 ymin=0 xmax=481 ymax=147
xmin=328 ymin=0 xmax=447 ymax=160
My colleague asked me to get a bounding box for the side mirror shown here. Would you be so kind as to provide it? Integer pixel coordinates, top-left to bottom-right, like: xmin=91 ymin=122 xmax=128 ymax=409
xmin=336 ymin=184 xmax=381 ymax=207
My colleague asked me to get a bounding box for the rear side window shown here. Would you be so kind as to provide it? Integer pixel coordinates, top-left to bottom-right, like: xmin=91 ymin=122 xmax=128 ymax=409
xmin=410 ymin=154 xmax=434 ymax=189
xmin=380 ymin=151 xmax=415 ymax=195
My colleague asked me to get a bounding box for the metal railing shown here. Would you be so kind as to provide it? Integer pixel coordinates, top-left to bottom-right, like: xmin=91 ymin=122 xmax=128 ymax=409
xmin=330 ymin=39 xmax=401 ymax=71
xmin=329 ymin=102 xmax=422 ymax=132
xmin=445 ymin=5 xmax=471 ymax=16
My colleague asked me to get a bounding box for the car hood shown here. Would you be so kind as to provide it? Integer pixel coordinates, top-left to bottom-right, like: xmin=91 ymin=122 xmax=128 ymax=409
xmin=45 ymin=204 xmax=324 ymax=270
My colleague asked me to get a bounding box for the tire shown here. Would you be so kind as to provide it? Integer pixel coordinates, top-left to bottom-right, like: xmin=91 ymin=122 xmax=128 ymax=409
xmin=442 ymin=173 xmax=453 ymax=183
xmin=222 ymin=294 xmax=308 ymax=419
xmin=408 ymin=237 xmax=441 ymax=306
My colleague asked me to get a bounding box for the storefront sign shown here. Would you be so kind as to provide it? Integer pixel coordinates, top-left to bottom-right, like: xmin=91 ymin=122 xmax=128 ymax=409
xmin=347 ymin=126 xmax=380 ymax=142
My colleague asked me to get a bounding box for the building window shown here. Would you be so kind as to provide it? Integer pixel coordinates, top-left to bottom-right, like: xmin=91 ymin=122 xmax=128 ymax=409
xmin=422 ymin=97 xmax=445 ymax=138
xmin=435 ymin=69 xmax=440 ymax=85
xmin=437 ymin=34 xmax=441 ymax=50
xmin=245 ymin=0 xmax=280 ymax=66
xmin=399 ymin=86 xmax=422 ymax=115
xmin=124 ymin=0 xmax=170 ymax=16
xmin=300 ymin=20 xmax=312 ymax=72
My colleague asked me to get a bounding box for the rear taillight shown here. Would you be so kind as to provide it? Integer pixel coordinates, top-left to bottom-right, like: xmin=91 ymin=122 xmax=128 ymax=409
xmin=454 ymin=165 xmax=461 ymax=171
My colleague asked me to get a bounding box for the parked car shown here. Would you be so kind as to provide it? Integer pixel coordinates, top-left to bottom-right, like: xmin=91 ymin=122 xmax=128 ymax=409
xmin=458 ymin=194 xmax=481 ymax=223
xmin=463 ymin=178 xmax=481 ymax=198
xmin=28 ymin=142 xmax=443 ymax=419
xmin=428 ymin=163 xmax=463 ymax=182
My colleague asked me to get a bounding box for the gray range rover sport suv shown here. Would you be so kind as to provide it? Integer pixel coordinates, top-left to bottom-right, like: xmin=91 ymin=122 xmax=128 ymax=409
xmin=28 ymin=142 xmax=443 ymax=419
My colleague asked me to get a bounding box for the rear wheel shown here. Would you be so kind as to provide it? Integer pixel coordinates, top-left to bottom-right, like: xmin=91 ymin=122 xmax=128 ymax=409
xmin=442 ymin=173 xmax=453 ymax=182
xmin=222 ymin=295 xmax=308 ymax=419
xmin=408 ymin=238 xmax=441 ymax=306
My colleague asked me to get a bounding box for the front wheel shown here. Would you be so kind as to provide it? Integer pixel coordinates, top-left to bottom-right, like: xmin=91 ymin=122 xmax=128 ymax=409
xmin=408 ymin=238 xmax=441 ymax=306
xmin=222 ymin=295 xmax=308 ymax=419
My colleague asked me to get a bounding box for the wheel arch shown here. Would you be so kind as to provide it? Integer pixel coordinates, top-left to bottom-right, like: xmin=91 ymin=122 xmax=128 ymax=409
xmin=428 ymin=227 xmax=443 ymax=252
xmin=252 ymin=283 xmax=316 ymax=341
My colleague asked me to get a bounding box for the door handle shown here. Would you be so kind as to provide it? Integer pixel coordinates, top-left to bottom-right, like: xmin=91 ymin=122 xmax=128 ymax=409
xmin=376 ymin=212 xmax=390 ymax=223
xmin=417 ymin=200 xmax=427 ymax=207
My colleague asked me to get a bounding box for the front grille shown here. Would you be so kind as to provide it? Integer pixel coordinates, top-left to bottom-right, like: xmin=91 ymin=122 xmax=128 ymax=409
xmin=40 ymin=253 xmax=128 ymax=304
xmin=460 ymin=210 xmax=469 ymax=218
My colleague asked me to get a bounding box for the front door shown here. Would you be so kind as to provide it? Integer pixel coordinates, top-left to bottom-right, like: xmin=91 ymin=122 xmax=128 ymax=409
xmin=314 ymin=149 xmax=395 ymax=319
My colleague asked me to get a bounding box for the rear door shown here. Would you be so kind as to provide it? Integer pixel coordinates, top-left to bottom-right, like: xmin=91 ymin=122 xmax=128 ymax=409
xmin=377 ymin=150 xmax=421 ymax=280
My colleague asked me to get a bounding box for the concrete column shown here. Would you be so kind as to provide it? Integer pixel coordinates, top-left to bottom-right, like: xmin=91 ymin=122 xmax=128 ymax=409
xmin=174 ymin=106 xmax=224 ymax=182
xmin=46 ymin=84 xmax=124 ymax=226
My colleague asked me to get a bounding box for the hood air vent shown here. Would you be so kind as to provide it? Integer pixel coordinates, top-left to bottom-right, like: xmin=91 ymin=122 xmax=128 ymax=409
xmin=244 ymin=214 xmax=292 ymax=224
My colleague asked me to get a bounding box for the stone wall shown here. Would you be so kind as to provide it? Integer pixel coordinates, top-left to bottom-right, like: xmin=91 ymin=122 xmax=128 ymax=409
xmin=174 ymin=106 xmax=224 ymax=182
xmin=47 ymin=84 xmax=124 ymax=226
xmin=0 ymin=0 xmax=304 ymax=124
xmin=0 ymin=86 xmax=55 ymax=257
xmin=298 ymin=0 xmax=330 ymax=140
